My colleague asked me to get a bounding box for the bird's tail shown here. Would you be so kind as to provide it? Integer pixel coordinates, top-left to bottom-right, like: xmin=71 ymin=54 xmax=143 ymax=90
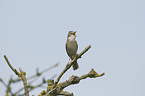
xmin=72 ymin=61 xmax=79 ymax=70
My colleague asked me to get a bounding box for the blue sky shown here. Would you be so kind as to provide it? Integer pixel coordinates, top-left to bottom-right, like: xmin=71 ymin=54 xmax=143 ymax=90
xmin=0 ymin=0 xmax=145 ymax=96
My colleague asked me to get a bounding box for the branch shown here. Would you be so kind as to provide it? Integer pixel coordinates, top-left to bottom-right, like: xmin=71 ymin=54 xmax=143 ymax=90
xmin=57 ymin=69 xmax=104 ymax=91
xmin=80 ymin=69 xmax=105 ymax=80
xmin=3 ymin=56 xmax=58 ymax=95
xmin=46 ymin=69 xmax=104 ymax=96
xmin=19 ymin=68 xmax=29 ymax=96
xmin=27 ymin=63 xmax=59 ymax=80
xmin=0 ymin=78 xmax=7 ymax=88
xmin=54 ymin=45 xmax=91 ymax=87
xmin=11 ymin=63 xmax=59 ymax=83
xmin=6 ymin=78 xmax=14 ymax=96
xmin=18 ymin=81 xmax=47 ymax=96
xmin=4 ymin=55 xmax=19 ymax=75
xmin=59 ymin=91 xmax=73 ymax=96
xmin=4 ymin=55 xmax=29 ymax=96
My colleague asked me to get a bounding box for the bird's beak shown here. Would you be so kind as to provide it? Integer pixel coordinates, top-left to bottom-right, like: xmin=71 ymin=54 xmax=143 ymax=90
xmin=73 ymin=31 xmax=76 ymax=34
xmin=74 ymin=35 xmax=77 ymax=37
xmin=73 ymin=31 xmax=77 ymax=37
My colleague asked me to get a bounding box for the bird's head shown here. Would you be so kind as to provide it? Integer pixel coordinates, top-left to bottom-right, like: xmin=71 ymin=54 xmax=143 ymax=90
xmin=67 ymin=31 xmax=77 ymax=41
xmin=68 ymin=31 xmax=77 ymax=37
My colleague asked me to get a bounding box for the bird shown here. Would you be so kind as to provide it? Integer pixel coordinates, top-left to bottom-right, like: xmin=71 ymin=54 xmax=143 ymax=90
xmin=65 ymin=31 xmax=79 ymax=70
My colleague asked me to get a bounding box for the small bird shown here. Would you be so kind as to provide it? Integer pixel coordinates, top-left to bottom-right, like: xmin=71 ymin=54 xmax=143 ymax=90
xmin=66 ymin=31 xmax=79 ymax=70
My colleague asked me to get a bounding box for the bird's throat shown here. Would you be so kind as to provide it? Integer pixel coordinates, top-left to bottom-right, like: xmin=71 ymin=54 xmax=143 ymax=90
xmin=68 ymin=35 xmax=76 ymax=42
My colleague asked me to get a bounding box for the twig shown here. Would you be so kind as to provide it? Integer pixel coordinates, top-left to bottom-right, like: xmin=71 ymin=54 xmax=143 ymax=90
xmin=27 ymin=63 xmax=59 ymax=80
xmin=19 ymin=68 xmax=29 ymax=96
xmin=6 ymin=78 xmax=14 ymax=96
xmin=9 ymin=63 xmax=58 ymax=85
xmin=4 ymin=55 xmax=29 ymax=96
xmin=11 ymin=65 xmax=58 ymax=95
xmin=13 ymin=87 xmax=25 ymax=95
xmin=4 ymin=55 xmax=19 ymax=75
xmin=54 ymin=45 xmax=91 ymax=87
xmin=0 ymin=78 xmax=7 ymax=87
xmin=59 ymin=91 xmax=73 ymax=96
xmin=18 ymin=81 xmax=47 ymax=96
xmin=80 ymin=69 xmax=105 ymax=79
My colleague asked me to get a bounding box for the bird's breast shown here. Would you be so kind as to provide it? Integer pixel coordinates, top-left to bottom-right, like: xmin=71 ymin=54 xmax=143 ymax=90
xmin=66 ymin=40 xmax=78 ymax=59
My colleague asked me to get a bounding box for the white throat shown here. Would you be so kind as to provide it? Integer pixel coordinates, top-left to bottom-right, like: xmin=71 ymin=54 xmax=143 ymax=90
xmin=68 ymin=35 xmax=76 ymax=41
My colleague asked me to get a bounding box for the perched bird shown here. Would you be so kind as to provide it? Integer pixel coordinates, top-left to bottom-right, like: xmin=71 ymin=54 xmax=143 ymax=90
xmin=66 ymin=31 xmax=79 ymax=70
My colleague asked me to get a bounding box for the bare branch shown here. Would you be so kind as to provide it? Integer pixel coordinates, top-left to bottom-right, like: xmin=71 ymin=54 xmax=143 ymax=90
xmin=3 ymin=44 xmax=104 ymax=96
xmin=54 ymin=45 xmax=91 ymax=87
xmin=56 ymin=69 xmax=104 ymax=92
xmin=4 ymin=55 xmax=29 ymax=96
xmin=4 ymin=55 xmax=19 ymax=75
xmin=19 ymin=68 xmax=29 ymax=96
xmin=46 ymin=69 xmax=104 ymax=96
xmin=3 ymin=55 xmax=58 ymax=95
xmin=27 ymin=63 xmax=59 ymax=80
xmin=59 ymin=91 xmax=73 ymax=96
xmin=6 ymin=78 xmax=14 ymax=96
xmin=0 ymin=78 xmax=7 ymax=87
xmin=80 ymin=69 xmax=105 ymax=80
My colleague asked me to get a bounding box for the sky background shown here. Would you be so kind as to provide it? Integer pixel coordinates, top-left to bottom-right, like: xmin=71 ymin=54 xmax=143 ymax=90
xmin=0 ymin=0 xmax=145 ymax=96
